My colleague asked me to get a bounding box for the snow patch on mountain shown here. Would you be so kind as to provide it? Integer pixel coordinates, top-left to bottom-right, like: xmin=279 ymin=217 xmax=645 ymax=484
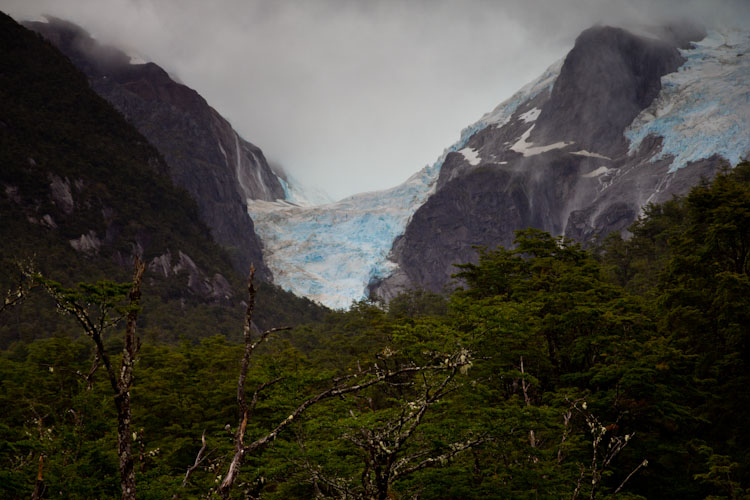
xmin=572 ymin=150 xmax=611 ymax=160
xmin=511 ymin=125 xmax=572 ymax=157
xmin=247 ymin=58 xmax=565 ymax=308
xmin=626 ymin=29 xmax=750 ymax=170
xmin=459 ymin=147 xmax=481 ymax=166
xmin=474 ymin=59 xmax=563 ymax=130
xmin=583 ymin=166 xmax=613 ymax=178
xmin=519 ymin=107 xmax=542 ymax=123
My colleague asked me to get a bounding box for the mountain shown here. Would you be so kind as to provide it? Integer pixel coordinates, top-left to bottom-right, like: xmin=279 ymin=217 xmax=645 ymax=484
xmin=0 ymin=12 xmax=325 ymax=345
xmin=246 ymin=23 xmax=750 ymax=307
xmin=23 ymin=17 xmax=292 ymax=279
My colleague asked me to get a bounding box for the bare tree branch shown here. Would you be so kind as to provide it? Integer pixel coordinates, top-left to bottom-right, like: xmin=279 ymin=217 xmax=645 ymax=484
xmin=29 ymin=257 xmax=145 ymax=500
xmin=391 ymin=437 xmax=487 ymax=481
xmin=216 ymin=265 xmax=473 ymax=499
xmin=30 ymin=454 xmax=45 ymax=500
xmin=180 ymin=430 xmax=215 ymax=489
xmin=114 ymin=256 xmax=145 ymax=500
xmin=614 ymin=459 xmax=648 ymax=495
xmin=519 ymin=356 xmax=537 ymax=452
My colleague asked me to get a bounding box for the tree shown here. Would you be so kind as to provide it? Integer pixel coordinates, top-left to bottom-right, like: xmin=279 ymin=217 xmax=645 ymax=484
xmin=295 ymin=339 xmax=479 ymax=499
xmin=23 ymin=258 xmax=145 ymax=500
xmin=211 ymin=268 xmax=474 ymax=499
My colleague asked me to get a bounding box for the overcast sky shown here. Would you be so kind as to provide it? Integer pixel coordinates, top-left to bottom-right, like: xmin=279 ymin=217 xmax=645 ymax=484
xmin=2 ymin=0 xmax=747 ymax=200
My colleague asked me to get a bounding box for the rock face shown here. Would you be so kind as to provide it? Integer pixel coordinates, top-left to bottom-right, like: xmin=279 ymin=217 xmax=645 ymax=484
xmin=0 ymin=12 xmax=239 ymax=305
xmin=529 ymin=26 xmax=685 ymax=158
xmin=374 ymin=24 xmax=750 ymax=298
xmin=236 ymin=23 xmax=749 ymax=307
xmin=25 ymin=18 xmax=285 ymax=279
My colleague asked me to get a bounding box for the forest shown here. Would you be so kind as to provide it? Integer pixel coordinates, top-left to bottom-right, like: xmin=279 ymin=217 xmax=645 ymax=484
xmin=1 ymin=162 xmax=748 ymax=499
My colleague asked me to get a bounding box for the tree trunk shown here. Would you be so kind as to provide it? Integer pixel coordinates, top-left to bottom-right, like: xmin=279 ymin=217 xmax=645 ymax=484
xmin=116 ymin=394 xmax=136 ymax=500
xmin=117 ymin=257 xmax=144 ymax=500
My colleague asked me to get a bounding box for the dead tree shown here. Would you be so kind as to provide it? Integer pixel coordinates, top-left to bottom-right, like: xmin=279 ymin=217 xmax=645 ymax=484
xmin=302 ymin=349 xmax=482 ymax=500
xmin=0 ymin=260 xmax=38 ymax=315
xmin=27 ymin=258 xmax=145 ymax=500
xmin=569 ymin=400 xmax=647 ymax=500
xmin=213 ymin=266 xmax=475 ymax=499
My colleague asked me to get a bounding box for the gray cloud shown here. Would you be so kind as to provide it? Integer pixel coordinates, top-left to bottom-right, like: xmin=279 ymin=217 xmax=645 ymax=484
xmin=2 ymin=0 xmax=747 ymax=199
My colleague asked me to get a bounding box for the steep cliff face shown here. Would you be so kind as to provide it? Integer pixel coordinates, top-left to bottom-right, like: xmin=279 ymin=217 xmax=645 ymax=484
xmin=529 ymin=26 xmax=685 ymax=157
xmin=374 ymin=24 xmax=750 ymax=299
xmin=241 ymin=24 xmax=749 ymax=307
xmin=0 ymin=12 xmax=238 ymax=304
xmin=25 ymin=18 xmax=285 ymax=278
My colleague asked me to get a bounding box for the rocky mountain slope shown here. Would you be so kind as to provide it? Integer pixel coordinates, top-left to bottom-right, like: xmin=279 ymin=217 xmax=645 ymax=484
xmin=247 ymin=23 xmax=750 ymax=307
xmin=0 ymin=13 xmax=325 ymax=344
xmin=23 ymin=17 xmax=291 ymax=278
xmin=375 ymin=24 xmax=750 ymax=298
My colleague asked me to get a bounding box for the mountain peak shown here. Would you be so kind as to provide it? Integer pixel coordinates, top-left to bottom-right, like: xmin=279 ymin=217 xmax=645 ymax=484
xmin=245 ymin=22 xmax=750 ymax=307
xmin=25 ymin=17 xmax=293 ymax=278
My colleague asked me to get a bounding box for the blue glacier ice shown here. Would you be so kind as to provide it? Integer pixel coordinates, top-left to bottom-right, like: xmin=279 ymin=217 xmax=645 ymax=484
xmin=254 ymin=29 xmax=750 ymax=309
xmin=247 ymin=60 xmax=564 ymax=308
xmin=626 ymin=29 xmax=750 ymax=171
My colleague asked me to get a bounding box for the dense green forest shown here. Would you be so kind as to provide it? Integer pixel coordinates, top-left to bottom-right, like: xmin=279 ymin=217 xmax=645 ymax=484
xmin=2 ymin=163 xmax=748 ymax=499
xmin=1 ymin=8 xmax=749 ymax=500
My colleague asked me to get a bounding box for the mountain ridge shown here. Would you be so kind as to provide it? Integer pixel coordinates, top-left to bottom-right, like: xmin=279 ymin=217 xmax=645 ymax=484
xmin=0 ymin=12 xmax=326 ymax=345
xmin=245 ymin=23 xmax=750 ymax=306
xmin=23 ymin=17 xmax=289 ymax=278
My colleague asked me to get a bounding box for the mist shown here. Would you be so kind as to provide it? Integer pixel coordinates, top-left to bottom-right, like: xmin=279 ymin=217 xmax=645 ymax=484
xmin=2 ymin=0 xmax=747 ymax=200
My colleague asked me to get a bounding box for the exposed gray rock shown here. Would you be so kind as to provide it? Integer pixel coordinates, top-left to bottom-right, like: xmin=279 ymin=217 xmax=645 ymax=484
xmin=148 ymin=251 xmax=172 ymax=278
xmin=41 ymin=214 xmax=57 ymax=229
xmin=147 ymin=250 xmax=234 ymax=301
xmin=530 ymin=26 xmax=686 ymax=158
xmin=373 ymin=24 xmax=712 ymax=298
xmin=209 ymin=273 xmax=233 ymax=301
xmin=48 ymin=174 xmax=74 ymax=215
xmin=25 ymin=18 xmax=281 ymax=279
xmin=4 ymin=185 xmax=21 ymax=204
xmin=70 ymin=230 xmax=101 ymax=254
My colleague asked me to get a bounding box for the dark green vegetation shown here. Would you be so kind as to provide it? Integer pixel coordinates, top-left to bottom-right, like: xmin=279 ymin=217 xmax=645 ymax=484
xmin=2 ymin=10 xmax=749 ymax=500
xmin=2 ymin=164 xmax=749 ymax=499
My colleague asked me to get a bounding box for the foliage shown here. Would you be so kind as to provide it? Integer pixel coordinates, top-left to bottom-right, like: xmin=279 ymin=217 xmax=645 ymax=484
xmin=1 ymin=12 xmax=749 ymax=494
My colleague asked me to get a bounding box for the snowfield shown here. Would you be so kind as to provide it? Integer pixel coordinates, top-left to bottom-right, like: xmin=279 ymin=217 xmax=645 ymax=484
xmin=626 ymin=29 xmax=750 ymax=171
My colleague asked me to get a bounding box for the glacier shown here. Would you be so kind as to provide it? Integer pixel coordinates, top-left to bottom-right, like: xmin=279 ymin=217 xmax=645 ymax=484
xmin=251 ymin=28 xmax=750 ymax=309
xmin=248 ymin=60 xmax=565 ymax=308
xmin=626 ymin=29 xmax=750 ymax=171
xmin=248 ymin=166 xmax=439 ymax=309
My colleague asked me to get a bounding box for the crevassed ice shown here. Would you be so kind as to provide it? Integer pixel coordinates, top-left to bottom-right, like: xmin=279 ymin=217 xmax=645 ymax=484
xmin=248 ymin=165 xmax=438 ymax=309
xmin=625 ymin=29 xmax=750 ymax=171
xmin=249 ymin=60 xmax=563 ymax=308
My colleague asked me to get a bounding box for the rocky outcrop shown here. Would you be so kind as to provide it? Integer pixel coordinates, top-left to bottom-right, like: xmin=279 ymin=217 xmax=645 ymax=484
xmin=373 ymin=24 xmax=721 ymax=297
xmin=0 ymin=12 xmax=240 ymax=306
xmin=149 ymin=250 xmax=234 ymax=300
xmin=25 ymin=18 xmax=284 ymax=279
xmin=529 ymin=26 xmax=685 ymax=157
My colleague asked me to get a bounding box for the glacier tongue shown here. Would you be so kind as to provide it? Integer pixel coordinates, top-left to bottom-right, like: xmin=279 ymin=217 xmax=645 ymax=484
xmin=248 ymin=165 xmax=439 ymax=309
xmin=626 ymin=29 xmax=750 ymax=170
xmin=248 ymin=59 xmax=565 ymax=309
